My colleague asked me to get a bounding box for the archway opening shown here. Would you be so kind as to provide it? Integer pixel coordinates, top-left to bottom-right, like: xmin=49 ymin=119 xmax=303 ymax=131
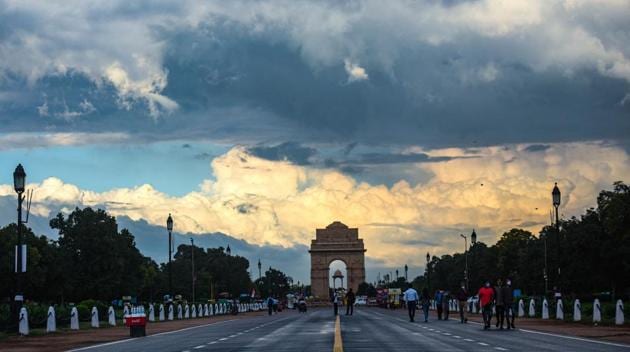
xmin=329 ymin=259 xmax=347 ymax=296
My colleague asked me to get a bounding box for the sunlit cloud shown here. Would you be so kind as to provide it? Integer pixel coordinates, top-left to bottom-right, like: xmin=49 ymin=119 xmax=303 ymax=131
xmin=1 ymin=142 xmax=627 ymax=267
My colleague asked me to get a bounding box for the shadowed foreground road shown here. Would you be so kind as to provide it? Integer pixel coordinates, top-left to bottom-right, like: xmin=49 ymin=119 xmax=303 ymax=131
xmin=71 ymin=308 xmax=630 ymax=352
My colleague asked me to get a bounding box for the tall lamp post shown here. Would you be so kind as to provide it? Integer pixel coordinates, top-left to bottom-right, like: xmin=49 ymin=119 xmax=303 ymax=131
xmin=13 ymin=164 xmax=26 ymax=326
xmin=226 ymin=245 xmax=231 ymax=256
xmin=552 ymin=183 xmax=561 ymax=292
xmin=166 ymin=214 xmax=173 ymax=302
xmin=470 ymin=229 xmax=476 ymax=289
xmin=258 ymin=259 xmax=262 ymax=280
xmin=460 ymin=234 xmax=469 ymax=290
xmin=395 ymin=269 xmax=399 ymax=281
xmin=190 ymin=238 xmax=195 ymax=304
xmin=426 ymin=252 xmax=431 ymax=292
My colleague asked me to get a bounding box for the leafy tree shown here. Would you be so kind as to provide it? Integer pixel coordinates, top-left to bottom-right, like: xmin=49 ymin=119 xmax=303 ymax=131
xmin=50 ymin=207 xmax=146 ymax=301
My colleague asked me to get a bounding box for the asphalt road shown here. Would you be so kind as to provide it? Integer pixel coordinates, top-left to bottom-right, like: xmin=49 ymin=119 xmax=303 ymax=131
xmin=71 ymin=307 xmax=630 ymax=352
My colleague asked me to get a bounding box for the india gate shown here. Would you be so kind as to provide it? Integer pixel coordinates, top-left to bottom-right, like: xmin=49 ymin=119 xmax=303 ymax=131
xmin=309 ymin=221 xmax=366 ymax=298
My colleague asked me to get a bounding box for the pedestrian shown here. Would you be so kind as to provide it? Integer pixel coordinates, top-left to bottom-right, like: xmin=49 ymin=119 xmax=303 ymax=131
xmin=456 ymin=282 xmax=469 ymax=323
xmin=494 ymin=279 xmax=505 ymax=329
xmin=332 ymin=291 xmax=339 ymax=316
xmin=435 ymin=290 xmax=444 ymax=320
xmin=267 ymin=296 xmax=273 ymax=316
xmin=503 ymin=279 xmax=515 ymax=329
xmin=403 ymin=284 xmax=419 ymax=322
xmin=478 ymin=281 xmax=494 ymax=330
xmin=345 ymin=288 xmax=356 ymax=315
xmin=421 ymin=288 xmax=431 ymax=323
xmin=442 ymin=291 xmax=450 ymax=321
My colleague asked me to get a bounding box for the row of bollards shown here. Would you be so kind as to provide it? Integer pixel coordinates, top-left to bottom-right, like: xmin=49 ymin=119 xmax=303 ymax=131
xmin=434 ymin=298 xmax=624 ymax=326
xmin=19 ymin=302 xmax=266 ymax=335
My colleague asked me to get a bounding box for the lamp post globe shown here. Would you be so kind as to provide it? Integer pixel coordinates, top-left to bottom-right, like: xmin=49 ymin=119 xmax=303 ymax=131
xmin=167 ymin=214 xmax=173 ymax=232
xmin=471 ymin=229 xmax=477 ymax=244
xmin=226 ymin=245 xmax=231 ymax=256
xmin=552 ymin=183 xmax=561 ymax=207
xmin=13 ymin=164 xmax=26 ymax=193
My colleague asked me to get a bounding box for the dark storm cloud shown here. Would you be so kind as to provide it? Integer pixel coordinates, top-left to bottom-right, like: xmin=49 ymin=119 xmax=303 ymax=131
xmin=246 ymin=142 xmax=317 ymax=165
xmin=1 ymin=1 xmax=629 ymax=150
xmin=524 ymin=144 xmax=551 ymax=153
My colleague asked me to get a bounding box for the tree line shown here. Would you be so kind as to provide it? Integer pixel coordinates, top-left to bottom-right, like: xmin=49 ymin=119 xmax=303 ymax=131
xmin=0 ymin=207 xmax=293 ymax=305
xmin=407 ymin=182 xmax=630 ymax=300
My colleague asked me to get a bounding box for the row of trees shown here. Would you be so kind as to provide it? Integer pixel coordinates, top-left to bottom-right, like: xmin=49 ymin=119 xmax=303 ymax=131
xmin=407 ymin=182 xmax=630 ymax=300
xmin=1 ymin=207 xmax=293 ymax=305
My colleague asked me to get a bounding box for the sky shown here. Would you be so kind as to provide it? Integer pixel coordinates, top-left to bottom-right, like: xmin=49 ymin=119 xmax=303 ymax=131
xmin=1 ymin=0 xmax=629 ymax=284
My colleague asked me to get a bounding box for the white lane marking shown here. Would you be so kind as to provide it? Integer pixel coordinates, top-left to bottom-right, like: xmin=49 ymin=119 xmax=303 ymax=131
xmin=229 ymin=335 xmax=237 ymax=338
xmin=453 ymin=335 xmax=461 ymax=339
xmin=495 ymin=348 xmax=508 ymax=351
xmin=207 ymin=341 xmax=217 ymax=345
xmin=442 ymin=332 xmax=451 ymax=336
xmin=478 ymin=342 xmax=489 ymax=346
xmin=519 ymin=328 xmax=630 ymax=348
xmin=464 ymin=338 xmax=474 ymax=342
xmin=193 ymin=345 xmax=205 ymax=349
xmin=219 ymin=337 xmax=228 ymax=341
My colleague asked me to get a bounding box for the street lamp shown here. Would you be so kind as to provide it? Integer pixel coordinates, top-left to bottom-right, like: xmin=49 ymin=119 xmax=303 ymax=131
xmin=404 ymin=264 xmax=408 ymax=282
xmin=396 ymin=269 xmax=399 ymax=280
xmin=426 ymin=252 xmax=431 ymax=292
xmin=460 ymin=234 xmax=469 ymax=290
xmin=552 ymin=183 xmax=561 ymax=292
xmin=471 ymin=229 xmax=477 ymax=289
xmin=258 ymin=259 xmax=262 ymax=280
xmin=13 ymin=164 xmax=26 ymax=326
xmin=226 ymin=244 xmax=231 ymax=256
xmin=190 ymin=238 xmax=195 ymax=304
xmin=166 ymin=213 xmax=173 ymax=302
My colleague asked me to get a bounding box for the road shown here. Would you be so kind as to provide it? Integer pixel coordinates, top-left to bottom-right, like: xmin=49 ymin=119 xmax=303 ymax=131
xmin=71 ymin=308 xmax=630 ymax=352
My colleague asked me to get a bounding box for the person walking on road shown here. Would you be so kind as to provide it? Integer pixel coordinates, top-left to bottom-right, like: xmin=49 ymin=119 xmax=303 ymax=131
xmin=494 ymin=279 xmax=506 ymax=329
xmin=403 ymin=284 xmax=419 ymax=322
xmin=456 ymin=282 xmax=469 ymax=323
xmin=421 ymin=288 xmax=431 ymax=322
xmin=478 ymin=281 xmax=494 ymax=330
xmin=267 ymin=296 xmax=274 ymax=316
xmin=345 ymin=288 xmax=356 ymax=315
xmin=435 ymin=290 xmax=444 ymax=320
xmin=442 ymin=291 xmax=450 ymax=321
xmin=333 ymin=291 xmax=339 ymax=316
xmin=503 ymin=279 xmax=515 ymax=329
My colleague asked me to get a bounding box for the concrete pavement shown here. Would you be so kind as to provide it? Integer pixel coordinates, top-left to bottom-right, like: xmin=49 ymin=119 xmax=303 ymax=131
xmin=71 ymin=307 xmax=630 ymax=352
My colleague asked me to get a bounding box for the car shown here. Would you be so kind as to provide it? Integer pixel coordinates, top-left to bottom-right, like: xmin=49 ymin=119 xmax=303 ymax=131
xmin=355 ymin=296 xmax=367 ymax=305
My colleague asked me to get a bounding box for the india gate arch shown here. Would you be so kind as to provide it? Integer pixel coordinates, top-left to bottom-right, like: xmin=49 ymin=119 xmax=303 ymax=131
xmin=309 ymin=221 xmax=366 ymax=299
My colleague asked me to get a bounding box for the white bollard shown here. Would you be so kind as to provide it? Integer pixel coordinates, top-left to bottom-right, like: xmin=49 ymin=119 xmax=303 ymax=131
xmin=70 ymin=307 xmax=80 ymax=330
xmin=616 ymin=300 xmax=624 ymax=325
xmin=192 ymin=304 xmax=197 ymax=318
xmin=542 ymin=299 xmax=549 ymax=319
xmin=198 ymin=304 xmax=203 ymax=317
xmin=472 ymin=300 xmax=477 ymax=314
xmin=108 ymin=306 xmax=116 ymax=326
xmin=184 ymin=304 xmax=189 ymax=319
xmin=159 ymin=304 xmax=165 ymax=321
xmin=204 ymin=304 xmax=209 ymax=317
xmin=177 ymin=304 xmax=183 ymax=319
xmin=574 ymin=299 xmax=581 ymax=321
xmin=518 ymin=299 xmax=525 ymax=317
xmin=556 ymin=299 xmax=564 ymax=320
xmin=123 ymin=305 xmax=129 ymax=316
xmin=593 ymin=299 xmax=602 ymax=323
xmin=149 ymin=304 xmax=155 ymax=322
xmin=492 ymin=305 xmax=496 ymax=315
xmin=529 ymin=299 xmax=535 ymax=317
xmin=19 ymin=307 xmax=29 ymax=335
xmin=210 ymin=304 xmax=215 ymax=316
xmin=91 ymin=307 xmax=99 ymax=328
xmin=168 ymin=304 xmax=174 ymax=320
xmin=47 ymin=306 xmax=56 ymax=333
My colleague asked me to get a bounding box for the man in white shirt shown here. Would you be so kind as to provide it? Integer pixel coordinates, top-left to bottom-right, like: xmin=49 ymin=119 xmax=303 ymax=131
xmin=403 ymin=284 xmax=420 ymax=322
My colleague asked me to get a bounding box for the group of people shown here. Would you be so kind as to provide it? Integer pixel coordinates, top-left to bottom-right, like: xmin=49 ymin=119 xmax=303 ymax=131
xmin=478 ymin=278 xmax=516 ymax=330
xmin=332 ymin=288 xmax=356 ymax=315
xmin=401 ymin=278 xmax=516 ymax=330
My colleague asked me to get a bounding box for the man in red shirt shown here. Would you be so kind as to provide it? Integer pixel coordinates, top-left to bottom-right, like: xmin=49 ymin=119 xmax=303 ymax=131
xmin=478 ymin=281 xmax=495 ymax=330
